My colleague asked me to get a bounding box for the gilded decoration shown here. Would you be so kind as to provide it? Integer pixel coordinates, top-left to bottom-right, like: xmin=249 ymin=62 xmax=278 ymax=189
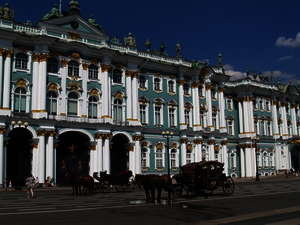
xmin=139 ymin=97 xmax=149 ymax=104
xmin=221 ymin=140 xmax=228 ymax=145
xmin=180 ymin=138 xmax=188 ymax=144
xmin=214 ymin=145 xmax=220 ymax=151
xmin=61 ymin=59 xmax=68 ymax=67
xmin=114 ymin=92 xmax=124 ymax=100
xmin=47 ymin=131 xmax=56 ymax=137
xmin=39 ymin=54 xmax=48 ymax=62
xmin=171 ymin=142 xmax=178 ymax=148
xmin=193 ymin=139 xmax=203 ymax=144
xmin=0 ymin=128 xmax=6 ymax=134
xmin=68 ymin=80 xmax=81 ymax=91
xmin=207 ymin=139 xmax=216 ymax=145
xmin=133 ymin=135 xmax=143 ymax=141
xmin=48 ymin=83 xmax=58 ymax=91
xmin=178 ymin=80 xmax=185 ymax=85
xmin=32 ymin=53 xmax=39 ymax=62
xmin=82 ymin=63 xmax=88 ymax=70
xmin=191 ymin=82 xmax=199 ymax=88
xmin=205 ymin=83 xmax=212 ymax=90
xmin=70 ymin=52 xmax=80 ymax=59
xmin=68 ymin=32 xmax=81 ymax=40
xmin=0 ymin=48 xmax=4 ymax=56
xmin=141 ymin=141 xmax=148 ymax=147
xmin=186 ymin=144 xmax=193 ymax=151
xmin=126 ymin=70 xmax=139 ymax=77
xmin=37 ymin=130 xmax=47 ymax=136
xmin=101 ymin=64 xmax=112 ymax=72
xmin=127 ymin=145 xmax=134 ymax=151
xmin=90 ymin=145 xmax=96 ymax=151
xmin=156 ymin=142 xmax=164 ymax=150
xmin=5 ymin=50 xmax=13 ymax=58
xmin=89 ymin=89 xmax=99 ymax=96
xmin=16 ymin=79 xmax=27 ymax=88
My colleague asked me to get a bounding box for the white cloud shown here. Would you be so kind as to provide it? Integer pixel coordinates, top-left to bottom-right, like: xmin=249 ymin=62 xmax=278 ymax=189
xmin=224 ymin=64 xmax=247 ymax=80
xmin=276 ymin=33 xmax=300 ymax=48
xmin=262 ymin=70 xmax=298 ymax=82
xmin=278 ymin=55 xmax=293 ymax=61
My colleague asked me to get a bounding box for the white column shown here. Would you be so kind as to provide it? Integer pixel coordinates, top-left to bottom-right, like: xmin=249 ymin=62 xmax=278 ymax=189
xmin=194 ymin=140 xmax=202 ymax=162
xmin=178 ymin=80 xmax=186 ymax=130
xmin=89 ymin=145 xmax=97 ymax=176
xmin=0 ymin=50 xmax=4 ymax=106
xmin=222 ymin=144 xmax=228 ymax=176
xmin=272 ymin=102 xmax=279 ymax=137
xmin=38 ymin=133 xmax=46 ymax=183
xmin=102 ymin=136 xmax=110 ymax=173
xmin=219 ymin=89 xmax=226 ymax=133
xmin=101 ymin=65 xmax=112 ymax=123
xmin=245 ymin=148 xmax=252 ymax=177
xmin=46 ymin=133 xmax=54 ymax=180
xmin=129 ymin=145 xmax=135 ymax=173
xmin=291 ymin=106 xmax=297 ymax=135
xmin=180 ymin=140 xmax=187 ymax=165
xmin=280 ymin=104 xmax=288 ymax=137
xmin=206 ymin=83 xmax=213 ymax=130
xmin=132 ymin=73 xmax=139 ymax=125
xmin=249 ymin=99 xmax=255 ymax=135
xmin=126 ymin=72 xmax=132 ymax=123
xmin=240 ymin=148 xmax=245 ymax=177
xmin=81 ymin=64 xmax=88 ymax=117
xmin=243 ymin=99 xmax=249 ymax=134
xmin=238 ymin=100 xmax=244 ymax=134
xmin=192 ymin=83 xmax=200 ymax=131
xmin=38 ymin=56 xmax=47 ymax=117
xmin=59 ymin=60 xmax=67 ymax=117
xmin=96 ymin=137 xmax=103 ymax=172
xmin=134 ymin=138 xmax=141 ymax=174
xmin=0 ymin=129 xmax=4 ymax=186
xmin=2 ymin=50 xmax=12 ymax=110
xmin=208 ymin=143 xmax=215 ymax=161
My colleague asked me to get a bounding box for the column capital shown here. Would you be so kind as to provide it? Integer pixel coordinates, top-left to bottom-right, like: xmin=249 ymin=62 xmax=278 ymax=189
xmin=207 ymin=139 xmax=216 ymax=145
xmin=0 ymin=127 xmax=6 ymax=134
xmin=0 ymin=48 xmax=5 ymax=56
xmin=101 ymin=64 xmax=112 ymax=72
xmin=180 ymin=137 xmax=188 ymax=144
xmin=126 ymin=70 xmax=139 ymax=77
xmin=178 ymin=80 xmax=185 ymax=85
xmin=132 ymin=135 xmax=143 ymax=141
xmin=191 ymin=82 xmax=199 ymax=88
xmin=60 ymin=59 xmax=68 ymax=67
xmin=5 ymin=50 xmax=13 ymax=58
xmin=193 ymin=138 xmax=203 ymax=144
xmin=82 ymin=63 xmax=89 ymax=70
xmin=47 ymin=131 xmax=56 ymax=137
xmin=39 ymin=53 xmax=49 ymax=62
xmin=205 ymin=84 xmax=212 ymax=90
xmin=37 ymin=129 xmax=47 ymax=136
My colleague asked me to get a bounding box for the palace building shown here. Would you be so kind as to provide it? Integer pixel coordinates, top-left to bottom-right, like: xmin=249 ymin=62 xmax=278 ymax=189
xmin=0 ymin=1 xmax=299 ymax=187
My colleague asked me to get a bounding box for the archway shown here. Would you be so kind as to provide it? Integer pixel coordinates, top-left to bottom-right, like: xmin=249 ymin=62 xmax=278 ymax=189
xmin=7 ymin=128 xmax=33 ymax=187
xmin=56 ymin=131 xmax=90 ymax=185
xmin=291 ymin=144 xmax=300 ymax=171
xmin=110 ymin=134 xmax=130 ymax=175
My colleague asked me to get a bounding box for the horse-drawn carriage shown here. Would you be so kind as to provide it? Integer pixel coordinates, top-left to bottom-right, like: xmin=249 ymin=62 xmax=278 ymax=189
xmin=174 ymin=161 xmax=235 ymax=196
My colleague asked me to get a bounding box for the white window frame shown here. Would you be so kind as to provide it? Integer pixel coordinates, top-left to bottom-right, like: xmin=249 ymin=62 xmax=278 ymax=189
xmin=168 ymin=106 xmax=177 ymax=127
xmin=153 ymin=77 xmax=162 ymax=92
xmin=139 ymin=76 xmax=148 ymax=89
xmin=155 ymin=147 xmax=165 ymax=169
xmin=139 ymin=103 xmax=149 ymax=125
xmin=141 ymin=147 xmax=150 ymax=168
xmin=154 ymin=104 xmax=163 ymax=126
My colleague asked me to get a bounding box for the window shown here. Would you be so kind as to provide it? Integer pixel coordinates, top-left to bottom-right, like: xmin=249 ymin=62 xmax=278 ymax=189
xmin=186 ymin=150 xmax=192 ymax=164
xmin=170 ymin=149 xmax=177 ymax=168
xmin=212 ymin=113 xmax=217 ymax=128
xmin=226 ymin=99 xmax=233 ymax=111
xmin=198 ymin=86 xmax=204 ymax=97
xmin=139 ymin=76 xmax=147 ymax=89
xmin=47 ymin=57 xmax=59 ymax=74
xmin=254 ymin=120 xmax=258 ymax=134
xmin=259 ymin=99 xmax=263 ymax=110
xmin=14 ymin=87 xmax=26 ymax=112
xmin=254 ymin=99 xmax=258 ymax=110
xmin=140 ymin=104 xmax=147 ymax=124
xmin=88 ymin=65 xmax=99 ymax=80
xmin=185 ymin=109 xmax=191 ymax=127
xmin=211 ymin=89 xmax=217 ymax=99
xmin=227 ymin=120 xmax=234 ymax=135
xmin=266 ymin=101 xmax=271 ymax=111
xmin=169 ymin=107 xmax=176 ymax=127
xmin=259 ymin=120 xmax=264 ymax=135
xmin=200 ymin=111 xmax=205 ymax=127
xmin=15 ymin=53 xmax=28 ymax=70
xmin=47 ymin=91 xmax=57 ymax=115
xmin=113 ymin=69 xmax=122 ymax=84
xmin=154 ymin=105 xmax=161 ymax=126
xmin=229 ymin=153 xmax=236 ymax=169
xmin=141 ymin=148 xmax=149 ymax=169
xmin=68 ymin=61 xmax=79 ymax=77
xmin=67 ymin=92 xmax=79 ymax=116
xmin=154 ymin=78 xmax=161 ymax=91
xmin=183 ymin=83 xmax=190 ymax=95
xmin=168 ymin=80 xmax=175 ymax=93
xmin=269 ymin=153 xmax=274 ymax=167
xmin=266 ymin=121 xmax=272 ymax=136
xmin=113 ymin=99 xmax=123 ymax=123
xmin=263 ymin=152 xmax=268 ymax=167
xmin=288 ymin=123 xmax=292 ymax=136
xmin=88 ymin=96 xmax=98 ymax=118
xmin=155 ymin=149 xmax=163 ymax=169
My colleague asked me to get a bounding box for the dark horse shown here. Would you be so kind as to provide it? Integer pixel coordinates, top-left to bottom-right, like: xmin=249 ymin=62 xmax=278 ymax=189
xmin=134 ymin=174 xmax=172 ymax=203
xmin=94 ymin=170 xmax=133 ymax=186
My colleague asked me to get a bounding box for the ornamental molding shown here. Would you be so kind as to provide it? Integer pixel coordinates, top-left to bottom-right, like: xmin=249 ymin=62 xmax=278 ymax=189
xmin=101 ymin=64 xmax=112 ymax=72
xmin=48 ymin=83 xmax=58 ymax=91
xmin=186 ymin=144 xmax=193 ymax=151
xmin=156 ymin=142 xmax=164 ymax=150
xmin=193 ymin=139 xmax=203 ymax=144
xmin=16 ymin=79 xmax=27 ymax=88
xmin=180 ymin=137 xmax=188 ymax=144
xmin=132 ymin=135 xmax=144 ymax=141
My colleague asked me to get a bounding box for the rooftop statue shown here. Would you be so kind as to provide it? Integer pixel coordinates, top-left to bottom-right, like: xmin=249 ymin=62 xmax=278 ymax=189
xmin=42 ymin=5 xmax=61 ymax=21
xmin=160 ymin=43 xmax=166 ymax=55
xmin=0 ymin=3 xmax=14 ymax=20
xmin=144 ymin=39 xmax=152 ymax=52
xmin=124 ymin=32 xmax=136 ymax=48
xmin=110 ymin=37 xmax=121 ymax=45
xmin=176 ymin=42 xmax=182 ymax=58
xmin=69 ymin=0 xmax=80 ymax=15
xmin=192 ymin=60 xmax=203 ymax=69
xmin=88 ymin=16 xmax=101 ymax=30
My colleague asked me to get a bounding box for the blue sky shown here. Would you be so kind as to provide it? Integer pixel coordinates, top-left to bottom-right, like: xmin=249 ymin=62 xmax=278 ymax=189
xmin=6 ymin=0 xmax=300 ymax=81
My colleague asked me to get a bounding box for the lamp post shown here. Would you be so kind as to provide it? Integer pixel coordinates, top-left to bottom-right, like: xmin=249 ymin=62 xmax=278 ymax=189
xmin=254 ymin=137 xmax=260 ymax=182
xmin=162 ymin=130 xmax=174 ymax=202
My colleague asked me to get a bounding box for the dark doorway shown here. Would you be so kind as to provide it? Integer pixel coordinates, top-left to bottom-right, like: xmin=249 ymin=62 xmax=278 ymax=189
xmin=56 ymin=131 xmax=90 ymax=185
xmin=291 ymin=145 xmax=300 ymax=171
xmin=7 ymin=128 xmax=33 ymax=187
xmin=110 ymin=134 xmax=129 ymax=175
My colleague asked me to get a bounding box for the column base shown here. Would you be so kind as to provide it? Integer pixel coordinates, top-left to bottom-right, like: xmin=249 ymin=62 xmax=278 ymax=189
xmin=32 ymin=111 xmax=48 ymax=119
xmin=219 ymin=127 xmax=227 ymax=133
xmin=180 ymin=125 xmax=187 ymax=130
xmin=0 ymin=109 xmax=11 ymax=116
xmin=193 ymin=126 xmax=202 ymax=131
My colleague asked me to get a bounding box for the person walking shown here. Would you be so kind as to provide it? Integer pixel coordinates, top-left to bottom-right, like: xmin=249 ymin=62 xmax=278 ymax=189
xmin=25 ymin=175 xmax=36 ymax=199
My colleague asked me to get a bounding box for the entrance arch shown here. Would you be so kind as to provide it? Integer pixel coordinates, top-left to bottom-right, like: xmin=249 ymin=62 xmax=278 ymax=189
xmin=110 ymin=134 xmax=130 ymax=175
xmin=7 ymin=128 xmax=33 ymax=187
xmin=56 ymin=131 xmax=91 ymax=185
xmin=291 ymin=144 xmax=300 ymax=171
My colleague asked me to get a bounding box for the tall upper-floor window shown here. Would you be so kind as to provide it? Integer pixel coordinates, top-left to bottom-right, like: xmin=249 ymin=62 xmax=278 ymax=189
xmin=47 ymin=57 xmax=59 ymax=74
xmin=169 ymin=107 xmax=176 ymax=127
xmin=67 ymin=92 xmax=79 ymax=116
xmin=200 ymin=111 xmax=205 ymax=127
xmin=88 ymin=65 xmax=99 ymax=80
xmin=14 ymin=87 xmax=27 ymax=112
xmin=139 ymin=76 xmax=147 ymax=89
xmin=266 ymin=121 xmax=272 ymax=136
xmin=88 ymin=96 xmax=98 ymax=119
xmin=140 ymin=104 xmax=147 ymax=124
xmin=113 ymin=69 xmax=122 ymax=84
xmin=186 ymin=150 xmax=192 ymax=164
xmin=198 ymin=86 xmax=204 ymax=97
xmin=154 ymin=104 xmax=162 ymax=126
xmin=226 ymin=99 xmax=233 ymax=111
xmin=155 ymin=148 xmax=163 ymax=169
xmin=68 ymin=60 xmax=79 ymax=77
xmin=184 ymin=109 xmax=191 ymax=127
xmin=227 ymin=120 xmax=234 ymax=135
xmin=170 ymin=149 xmax=177 ymax=168
xmin=212 ymin=113 xmax=217 ymax=128
xmin=168 ymin=80 xmax=175 ymax=93
xmin=15 ymin=53 xmax=28 ymax=70
xmin=141 ymin=148 xmax=149 ymax=169
xmin=113 ymin=99 xmax=123 ymax=123
xmin=154 ymin=78 xmax=161 ymax=91
xmin=183 ymin=83 xmax=190 ymax=96
xmin=47 ymin=91 xmax=58 ymax=115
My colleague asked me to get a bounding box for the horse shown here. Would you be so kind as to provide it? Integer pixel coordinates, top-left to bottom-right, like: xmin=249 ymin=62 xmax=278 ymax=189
xmin=134 ymin=174 xmax=172 ymax=203
xmin=80 ymin=175 xmax=94 ymax=195
xmin=99 ymin=170 xmax=133 ymax=186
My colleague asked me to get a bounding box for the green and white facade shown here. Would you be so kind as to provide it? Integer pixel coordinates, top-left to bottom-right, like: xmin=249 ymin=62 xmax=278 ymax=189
xmin=0 ymin=1 xmax=300 ymax=186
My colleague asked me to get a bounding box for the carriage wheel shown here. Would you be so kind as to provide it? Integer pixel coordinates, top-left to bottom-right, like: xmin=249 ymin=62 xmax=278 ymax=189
xmin=223 ymin=177 xmax=235 ymax=195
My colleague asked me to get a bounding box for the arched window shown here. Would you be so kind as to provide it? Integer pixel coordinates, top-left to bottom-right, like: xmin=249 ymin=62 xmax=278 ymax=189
xmin=88 ymin=64 xmax=98 ymax=80
xmin=113 ymin=99 xmax=123 ymax=123
xmin=168 ymin=107 xmax=176 ymax=127
xmin=88 ymin=96 xmax=98 ymax=118
xmin=154 ymin=78 xmax=161 ymax=91
xmin=47 ymin=57 xmax=59 ymax=73
xmin=139 ymin=76 xmax=146 ymax=89
xmin=140 ymin=103 xmax=147 ymax=124
xmin=67 ymin=92 xmax=79 ymax=116
xmin=141 ymin=148 xmax=149 ymax=169
xmin=15 ymin=53 xmax=28 ymax=70
xmin=47 ymin=91 xmax=58 ymax=115
xmin=14 ymin=87 xmax=27 ymax=112
xmin=186 ymin=149 xmax=192 ymax=164
xmin=113 ymin=69 xmax=122 ymax=84
xmin=183 ymin=83 xmax=190 ymax=95
xmin=170 ymin=149 xmax=177 ymax=168
xmin=168 ymin=80 xmax=175 ymax=93
xmin=155 ymin=148 xmax=163 ymax=169
xmin=154 ymin=104 xmax=162 ymax=126
xmin=68 ymin=60 xmax=79 ymax=77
